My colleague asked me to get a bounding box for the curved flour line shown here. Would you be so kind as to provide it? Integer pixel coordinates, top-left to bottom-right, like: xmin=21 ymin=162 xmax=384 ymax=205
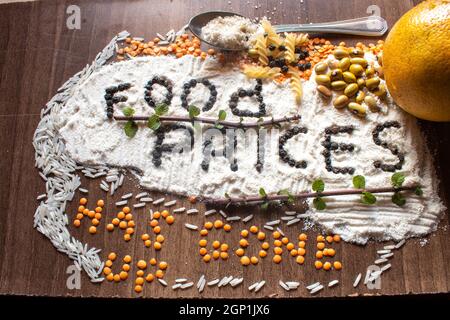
xmin=32 ymin=31 xmax=130 ymax=282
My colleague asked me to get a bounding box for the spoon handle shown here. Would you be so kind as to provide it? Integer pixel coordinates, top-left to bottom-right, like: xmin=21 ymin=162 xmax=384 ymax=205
xmin=274 ymin=16 xmax=388 ymax=36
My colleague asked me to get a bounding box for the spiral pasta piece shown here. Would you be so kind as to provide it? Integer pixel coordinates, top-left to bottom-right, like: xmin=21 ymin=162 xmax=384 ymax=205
xmin=253 ymin=33 xmax=269 ymax=65
xmin=261 ymin=19 xmax=282 ymax=47
xmin=295 ymin=33 xmax=309 ymax=47
xmin=243 ymin=65 xmax=281 ymax=79
xmin=288 ymin=67 xmax=303 ymax=104
xmin=284 ymin=33 xmax=296 ymax=63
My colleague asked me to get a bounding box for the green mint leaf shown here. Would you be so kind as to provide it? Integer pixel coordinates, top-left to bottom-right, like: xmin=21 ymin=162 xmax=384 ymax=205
xmin=218 ymin=110 xmax=227 ymax=121
xmin=188 ymin=105 xmax=200 ymax=118
xmin=147 ymin=114 xmax=161 ymax=131
xmin=287 ymin=194 xmax=295 ymax=204
xmin=414 ymin=186 xmax=423 ymax=196
xmin=361 ymin=191 xmax=377 ymax=205
xmin=312 ymin=179 xmax=325 ymax=193
xmin=391 ymin=172 xmax=405 ymax=188
xmin=313 ymin=197 xmax=326 ymax=210
xmin=260 ymin=202 xmax=269 ymax=210
xmin=352 ymin=175 xmax=366 ymax=189
xmin=122 ymin=106 xmax=135 ymax=117
xmin=215 ymin=122 xmax=224 ymax=130
xmin=259 ymin=187 xmax=267 ymax=198
xmin=124 ymin=120 xmax=138 ymax=138
xmin=155 ymin=103 xmax=169 ymax=116
xmin=277 ymin=189 xmax=290 ymax=195
xmin=392 ymin=192 xmax=406 ymax=206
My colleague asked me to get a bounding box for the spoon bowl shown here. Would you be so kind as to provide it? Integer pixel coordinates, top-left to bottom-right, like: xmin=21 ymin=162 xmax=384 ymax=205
xmin=188 ymin=11 xmax=247 ymax=51
xmin=189 ymin=11 xmax=388 ymax=51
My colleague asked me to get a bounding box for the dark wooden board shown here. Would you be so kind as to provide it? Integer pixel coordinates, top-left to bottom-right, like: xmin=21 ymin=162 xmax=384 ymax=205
xmin=0 ymin=0 xmax=449 ymax=299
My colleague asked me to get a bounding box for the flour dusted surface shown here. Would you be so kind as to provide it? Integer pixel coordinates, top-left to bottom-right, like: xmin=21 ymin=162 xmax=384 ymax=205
xmin=58 ymin=55 xmax=445 ymax=244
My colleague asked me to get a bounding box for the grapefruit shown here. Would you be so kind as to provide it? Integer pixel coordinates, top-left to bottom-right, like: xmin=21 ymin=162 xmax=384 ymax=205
xmin=383 ymin=0 xmax=450 ymax=121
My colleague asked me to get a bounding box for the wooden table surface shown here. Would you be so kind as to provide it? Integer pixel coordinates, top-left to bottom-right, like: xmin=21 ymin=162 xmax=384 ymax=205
xmin=0 ymin=0 xmax=449 ymax=299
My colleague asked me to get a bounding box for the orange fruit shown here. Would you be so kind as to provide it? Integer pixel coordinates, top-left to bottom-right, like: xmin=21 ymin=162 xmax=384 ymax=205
xmin=383 ymin=0 xmax=450 ymax=121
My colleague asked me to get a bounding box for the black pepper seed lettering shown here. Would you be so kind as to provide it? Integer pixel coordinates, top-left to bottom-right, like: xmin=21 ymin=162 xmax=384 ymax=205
xmin=104 ymin=83 xmax=131 ymax=119
xmin=322 ymin=125 xmax=355 ymax=175
xmin=144 ymin=76 xmax=173 ymax=109
xmin=180 ymin=78 xmax=217 ymax=112
xmin=152 ymin=124 xmax=194 ymax=168
xmin=229 ymin=79 xmax=266 ymax=118
xmin=279 ymin=126 xmax=308 ymax=168
xmin=371 ymin=121 xmax=404 ymax=172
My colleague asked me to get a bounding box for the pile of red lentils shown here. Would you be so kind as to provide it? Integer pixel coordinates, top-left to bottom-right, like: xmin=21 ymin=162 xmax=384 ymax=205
xmin=116 ymin=34 xmax=222 ymax=61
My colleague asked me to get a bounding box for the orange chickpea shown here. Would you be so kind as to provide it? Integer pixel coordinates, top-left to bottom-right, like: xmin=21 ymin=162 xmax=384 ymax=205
xmin=240 ymin=256 xmax=250 ymax=266
xmin=204 ymin=221 xmax=213 ymax=230
xmin=298 ymin=248 xmax=306 ymax=256
xmin=273 ymin=255 xmax=282 ymax=264
xmin=239 ymin=239 xmax=249 ymax=248
xmin=257 ymin=232 xmax=266 ymax=241
xmin=124 ymin=234 xmax=131 ymax=241
xmin=117 ymin=212 xmax=125 ymax=220
xmin=200 ymin=229 xmax=208 ymax=236
xmin=153 ymin=211 xmax=161 ymax=219
xmin=323 ymin=261 xmax=332 ymax=271
xmin=274 ymin=247 xmax=283 ymax=255
xmin=89 ymin=226 xmax=97 ymax=234
xmin=333 ymin=235 xmax=341 ymax=242
xmin=123 ymin=255 xmax=131 ymax=263
xmin=203 ymin=254 xmax=211 ymax=263
xmin=112 ymin=218 xmax=120 ymax=226
xmin=316 ymin=251 xmax=324 ymax=259
xmin=333 ymin=261 xmax=342 ymax=270
xmin=149 ymin=258 xmax=157 ymax=266
xmin=145 ymin=273 xmax=154 ymax=282
xmin=106 ymin=223 xmax=114 ymax=231
xmin=235 ymin=248 xmax=245 ymax=257
xmin=123 ymin=207 xmax=131 ymax=214
xmin=223 ymin=224 xmax=232 ymax=232
xmin=97 ymin=199 xmax=104 ymax=207
xmin=78 ymin=205 xmax=85 ymax=213
xmin=73 ymin=219 xmax=81 ymax=227
xmin=166 ymin=215 xmax=175 ymax=225
xmin=119 ymin=221 xmax=127 ymax=229
xmin=273 ymin=231 xmax=281 ymax=239
xmin=296 ymin=256 xmax=305 ymax=265
xmin=214 ymin=220 xmax=223 ymax=229
xmin=199 ymin=248 xmax=207 ymax=256
xmin=249 ymin=226 xmax=258 ymax=234
xmin=298 ymin=241 xmax=306 ymax=248
xmin=156 ymin=235 xmax=164 ymax=243
xmin=317 ymin=242 xmax=325 ymax=250
xmin=79 ymin=198 xmax=87 ymax=205
xmin=144 ymin=240 xmax=152 ymax=247
xmin=314 ymin=260 xmax=323 ymax=269
xmin=212 ymin=240 xmax=221 ymax=249
xmin=326 ymin=235 xmax=334 ymax=243
xmin=259 ymin=250 xmax=267 ymax=258
xmin=220 ymin=252 xmax=229 ymax=260
xmin=153 ymin=226 xmax=161 ymax=234
xmin=261 ymin=242 xmax=269 ymax=250
xmin=240 ymin=229 xmax=249 ymax=238
xmin=212 ymin=250 xmax=220 ymax=259
xmin=199 ymin=239 xmax=207 ymax=247
xmin=154 ymin=242 xmax=162 ymax=250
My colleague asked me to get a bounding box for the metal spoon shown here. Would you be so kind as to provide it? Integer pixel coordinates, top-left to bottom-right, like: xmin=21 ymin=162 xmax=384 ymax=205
xmin=188 ymin=11 xmax=388 ymax=51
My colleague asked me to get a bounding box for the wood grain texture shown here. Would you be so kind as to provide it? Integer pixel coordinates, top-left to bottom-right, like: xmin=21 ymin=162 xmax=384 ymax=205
xmin=0 ymin=0 xmax=449 ymax=299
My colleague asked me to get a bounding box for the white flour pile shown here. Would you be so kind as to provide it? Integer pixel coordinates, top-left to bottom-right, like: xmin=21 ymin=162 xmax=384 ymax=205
xmin=201 ymin=15 xmax=262 ymax=49
xmin=57 ymin=54 xmax=445 ymax=244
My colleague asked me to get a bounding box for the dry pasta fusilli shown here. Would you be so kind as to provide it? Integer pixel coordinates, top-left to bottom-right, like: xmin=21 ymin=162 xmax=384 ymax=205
xmin=288 ymin=67 xmax=303 ymax=104
xmin=284 ymin=33 xmax=296 ymax=63
xmin=243 ymin=65 xmax=281 ymax=79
